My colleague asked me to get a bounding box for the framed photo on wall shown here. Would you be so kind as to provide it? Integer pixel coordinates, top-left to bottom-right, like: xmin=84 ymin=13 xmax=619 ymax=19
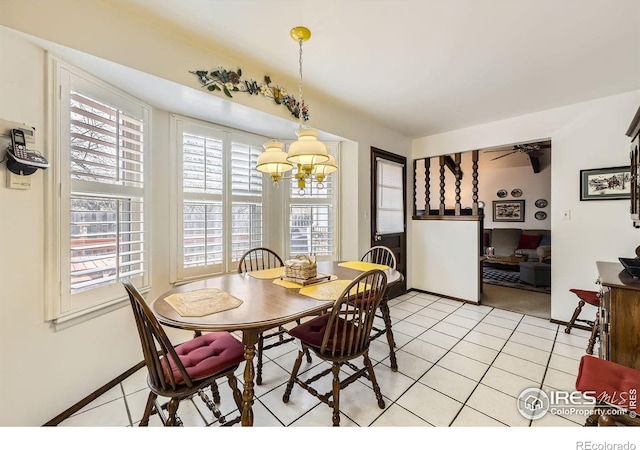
xmin=580 ymin=166 xmax=631 ymax=201
xmin=493 ymin=200 xmax=525 ymax=222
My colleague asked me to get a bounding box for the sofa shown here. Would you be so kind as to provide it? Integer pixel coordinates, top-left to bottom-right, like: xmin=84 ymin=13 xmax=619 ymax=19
xmin=483 ymin=228 xmax=551 ymax=262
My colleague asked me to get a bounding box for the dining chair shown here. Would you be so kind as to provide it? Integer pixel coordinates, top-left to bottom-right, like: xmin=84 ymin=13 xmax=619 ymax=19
xmin=564 ymin=288 xmax=600 ymax=355
xmin=282 ymin=269 xmax=388 ymax=426
xmin=360 ymin=245 xmax=398 ymax=371
xmin=122 ymin=280 xmax=244 ymax=426
xmin=575 ymin=354 xmax=640 ymax=426
xmin=237 ymin=247 xmax=310 ymax=385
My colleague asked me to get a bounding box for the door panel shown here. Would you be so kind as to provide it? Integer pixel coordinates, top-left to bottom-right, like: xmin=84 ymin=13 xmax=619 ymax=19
xmin=371 ymin=147 xmax=407 ymax=297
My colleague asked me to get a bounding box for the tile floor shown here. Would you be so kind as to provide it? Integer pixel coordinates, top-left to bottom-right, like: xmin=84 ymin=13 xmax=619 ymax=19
xmin=58 ymin=290 xmax=596 ymax=428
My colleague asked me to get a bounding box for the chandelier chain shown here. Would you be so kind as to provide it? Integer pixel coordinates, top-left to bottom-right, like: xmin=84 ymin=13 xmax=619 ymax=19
xmin=298 ymin=38 xmax=304 ymax=127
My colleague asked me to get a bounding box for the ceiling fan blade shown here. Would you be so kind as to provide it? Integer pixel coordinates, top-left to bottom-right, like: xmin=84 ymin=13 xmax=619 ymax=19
xmin=483 ymin=149 xmax=513 ymax=153
xmin=528 ymin=149 xmax=543 ymax=158
xmin=490 ymin=151 xmax=518 ymax=161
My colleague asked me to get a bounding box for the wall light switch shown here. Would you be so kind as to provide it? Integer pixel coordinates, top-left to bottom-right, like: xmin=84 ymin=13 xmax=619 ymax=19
xmin=561 ymin=209 xmax=571 ymax=220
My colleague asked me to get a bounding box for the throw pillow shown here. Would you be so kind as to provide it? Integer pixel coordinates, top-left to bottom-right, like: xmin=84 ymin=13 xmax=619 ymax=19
xmin=539 ymin=234 xmax=551 ymax=246
xmin=517 ymin=234 xmax=543 ymax=250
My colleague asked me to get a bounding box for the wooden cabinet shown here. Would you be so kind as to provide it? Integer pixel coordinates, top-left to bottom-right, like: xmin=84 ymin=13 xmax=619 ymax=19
xmin=596 ymin=261 xmax=640 ymax=370
xmin=626 ymin=106 xmax=640 ymax=228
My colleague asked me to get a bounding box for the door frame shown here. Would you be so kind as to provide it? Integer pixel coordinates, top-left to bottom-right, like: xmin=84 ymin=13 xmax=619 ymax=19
xmin=370 ymin=147 xmax=407 ymax=296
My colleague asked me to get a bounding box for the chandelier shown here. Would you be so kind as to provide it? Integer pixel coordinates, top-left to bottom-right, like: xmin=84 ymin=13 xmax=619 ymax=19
xmin=256 ymin=26 xmax=338 ymax=194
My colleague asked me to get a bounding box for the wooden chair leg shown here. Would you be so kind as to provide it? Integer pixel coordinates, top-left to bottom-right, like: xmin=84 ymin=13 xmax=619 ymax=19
xmin=227 ymin=373 xmax=243 ymax=411
xmin=363 ymin=353 xmax=385 ymax=409
xmin=331 ymin=363 xmax=341 ymax=426
xmin=210 ymin=380 xmax=221 ymax=403
xmin=198 ymin=387 xmax=225 ymax=423
xmin=585 ymin=411 xmax=600 ymax=426
xmin=586 ymin=312 xmax=599 ymax=355
xmin=283 ymin=350 xmax=305 ymax=403
xmin=296 ymin=319 xmax=312 ymax=363
xmin=257 ymin=333 xmax=264 ymax=385
xmin=379 ymin=299 xmax=398 ymax=371
xmin=598 ymin=413 xmax=617 ymax=426
xmin=139 ymin=391 xmax=157 ymax=426
xmin=166 ymin=398 xmax=180 ymax=426
xmin=565 ymin=299 xmax=585 ymax=333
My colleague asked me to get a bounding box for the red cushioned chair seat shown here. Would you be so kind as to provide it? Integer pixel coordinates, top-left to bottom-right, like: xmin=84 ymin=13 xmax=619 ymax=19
xmin=163 ymin=332 xmax=245 ymax=385
xmin=576 ymin=355 xmax=640 ymax=413
xmin=289 ymin=314 xmax=360 ymax=355
xmin=569 ymin=289 xmax=600 ymax=307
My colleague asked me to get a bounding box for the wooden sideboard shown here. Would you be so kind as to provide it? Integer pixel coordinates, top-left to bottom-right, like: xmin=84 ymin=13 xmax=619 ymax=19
xmin=596 ymin=261 xmax=640 ymax=370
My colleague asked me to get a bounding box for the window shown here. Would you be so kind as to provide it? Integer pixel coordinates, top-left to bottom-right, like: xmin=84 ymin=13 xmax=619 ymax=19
xmin=376 ymin=158 xmax=404 ymax=234
xmin=171 ymin=116 xmax=265 ymax=281
xmin=47 ymin=59 xmax=150 ymax=322
xmin=287 ymin=142 xmax=339 ymax=259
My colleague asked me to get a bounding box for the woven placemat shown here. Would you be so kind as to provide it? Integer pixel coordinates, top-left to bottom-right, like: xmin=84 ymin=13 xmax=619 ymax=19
xmin=247 ymin=267 xmax=285 ymax=279
xmin=165 ymin=288 xmax=243 ymax=317
xmin=338 ymin=261 xmax=389 ymax=272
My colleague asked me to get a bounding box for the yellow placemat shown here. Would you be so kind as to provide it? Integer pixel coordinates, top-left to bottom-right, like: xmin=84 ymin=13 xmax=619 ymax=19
xmin=273 ymin=278 xmax=304 ymax=289
xmin=165 ymin=288 xmax=243 ymax=317
xmin=298 ymin=280 xmax=370 ymax=301
xmin=273 ymin=275 xmax=337 ymax=289
xmin=247 ymin=267 xmax=285 ymax=279
xmin=338 ymin=261 xmax=389 ymax=271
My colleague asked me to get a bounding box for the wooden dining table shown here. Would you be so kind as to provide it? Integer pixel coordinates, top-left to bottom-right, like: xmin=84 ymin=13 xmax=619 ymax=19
xmin=150 ymin=260 xmax=402 ymax=426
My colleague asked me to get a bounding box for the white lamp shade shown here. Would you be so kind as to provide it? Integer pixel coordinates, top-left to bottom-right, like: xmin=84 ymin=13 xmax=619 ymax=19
xmin=312 ymin=154 xmax=338 ymax=175
xmin=256 ymin=140 xmax=293 ymax=175
xmin=286 ymin=128 xmax=329 ymax=166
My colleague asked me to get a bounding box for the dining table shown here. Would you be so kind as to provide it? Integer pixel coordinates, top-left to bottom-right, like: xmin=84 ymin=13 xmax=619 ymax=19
xmin=150 ymin=260 xmax=403 ymax=426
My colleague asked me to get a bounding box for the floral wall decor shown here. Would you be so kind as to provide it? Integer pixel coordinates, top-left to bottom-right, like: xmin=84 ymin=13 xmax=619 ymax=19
xmin=191 ymin=68 xmax=309 ymax=121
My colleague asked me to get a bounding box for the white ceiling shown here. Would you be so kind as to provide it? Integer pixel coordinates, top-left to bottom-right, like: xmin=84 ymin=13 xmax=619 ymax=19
xmin=102 ymin=0 xmax=640 ymax=139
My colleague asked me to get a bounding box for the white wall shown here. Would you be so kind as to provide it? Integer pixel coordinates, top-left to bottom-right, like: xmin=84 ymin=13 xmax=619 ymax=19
xmin=413 ymin=90 xmax=640 ymax=323
xmin=480 ymin=163 xmax=551 ymax=230
xmin=0 ymin=2 xmax=410 ymax=426
xmin=412 ymin=220 xmax=481 ymax=303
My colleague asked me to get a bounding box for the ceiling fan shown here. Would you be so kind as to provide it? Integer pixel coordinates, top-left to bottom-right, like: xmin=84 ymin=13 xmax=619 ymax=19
xmin=484 ymin=141 xmax=551 ymax=161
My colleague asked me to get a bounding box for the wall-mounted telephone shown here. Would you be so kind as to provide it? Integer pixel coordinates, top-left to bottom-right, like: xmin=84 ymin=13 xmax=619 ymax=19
xmin=6 ymin=128 xmax=49 ymax=175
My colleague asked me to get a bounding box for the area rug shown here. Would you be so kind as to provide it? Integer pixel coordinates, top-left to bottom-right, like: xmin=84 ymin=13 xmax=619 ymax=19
xmin=483 ymin=267 xmax=551 ymax=294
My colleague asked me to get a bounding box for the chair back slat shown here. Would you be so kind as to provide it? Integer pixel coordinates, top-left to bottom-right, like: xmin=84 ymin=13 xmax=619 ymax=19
xmin=361 ymin=246 xmax=396 ymax=269
xmin=122 ymin=281 xmax=195 ymax=392
xmin=237 ymin=247 xmax=284 ymax=273
xmin=321 ymin=270 xmax=387 ymax=357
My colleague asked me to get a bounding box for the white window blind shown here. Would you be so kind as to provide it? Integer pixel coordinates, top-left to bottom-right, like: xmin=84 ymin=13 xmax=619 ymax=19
xmin=230 ymin=141 xmax=263 ymax=262
xmin=69 ymin=92 xmax=146 ymax=294
xmin=288 ymin=142 xmax=339 ymax=258
xmin=376 ymin=158 xmax=404 ymax=234
xmin=48 ymin=59 xmax=150 ymax=322
xmin=173 ymin=117 xmax=265 ymax=280
xmin=181 ymin=133 xmax=224 ymax=270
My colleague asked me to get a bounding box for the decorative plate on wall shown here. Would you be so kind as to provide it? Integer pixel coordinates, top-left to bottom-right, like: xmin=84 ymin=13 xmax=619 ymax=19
xmin=535 ymin=211 xmax=547 ymax=220
xmin=535 ymin=199 xmax=548 ymax=208
xmin=497 ymin=189 xmax=507 ymax=198
xmin=511 ymin=188 xmax=523 ymax=198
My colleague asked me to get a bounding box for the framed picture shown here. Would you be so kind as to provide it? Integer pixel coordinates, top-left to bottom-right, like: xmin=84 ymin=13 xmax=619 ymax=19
xmin=493 ymin=200 xmax=525 ymax=222
xmin=580 ymin=166 xmax=631 ymax=201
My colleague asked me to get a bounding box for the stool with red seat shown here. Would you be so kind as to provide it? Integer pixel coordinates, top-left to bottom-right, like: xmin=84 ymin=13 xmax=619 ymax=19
xmin=564 ymin=289 xmax=600 ymax=355
xmin=575 ymin=355 xmax=640 ymax=426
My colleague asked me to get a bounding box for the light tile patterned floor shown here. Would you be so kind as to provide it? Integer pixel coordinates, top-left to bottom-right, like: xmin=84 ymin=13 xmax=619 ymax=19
xmin=58 ymin=291 xmax=595 ymax=428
